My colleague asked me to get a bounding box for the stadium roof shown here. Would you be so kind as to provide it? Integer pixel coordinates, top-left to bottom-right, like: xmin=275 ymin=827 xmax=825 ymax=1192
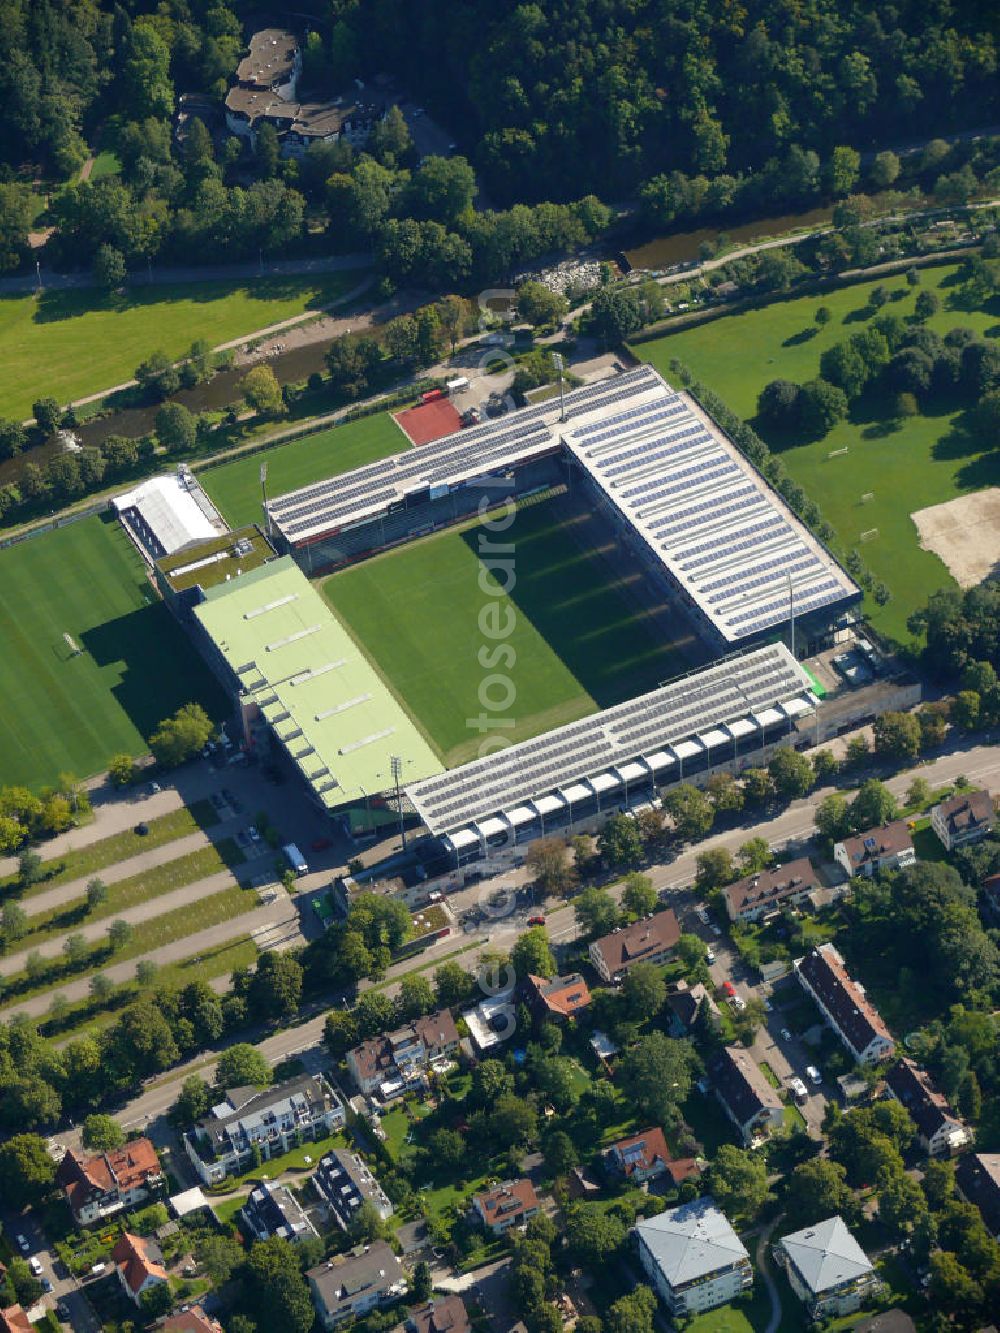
xmin=194 ymin=557 xmax=441 ymax=808
xmin=113 ymin=473 xmax=225 ymax=557
xmin=267 ymin=365 xmax=857 ymax=646
xmin=406 ymin=642 xmax=817 ymax=843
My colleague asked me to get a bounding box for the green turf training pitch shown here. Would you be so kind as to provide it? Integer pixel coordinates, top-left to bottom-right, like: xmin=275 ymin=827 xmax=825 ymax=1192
xmin=201 ymin=411 xmax=406 ymax=529
xmin=634 ymin=262 xmax=1000 ymax=642
xmin=0 ymin=515 xmax=227 ymax=790
xmin=0 ymin=273 xmax=356 ymax=421
xmin=323 ymin=497 xmax=693 ymax=767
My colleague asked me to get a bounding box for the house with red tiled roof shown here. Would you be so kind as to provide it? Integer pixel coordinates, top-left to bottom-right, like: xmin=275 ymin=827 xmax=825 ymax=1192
xmin=111 ymin=1231 xmax=169 ymax=1306
xmin=160 ymin=1308 xmax=224 ymax=1333
xmin=0 ymin=1306 xmax=32 ymax=1333
xmin=472 ymin=1179 xmax=540 ymax=1235
xmin=525 ymin=972 xmax=591 ymax=1021
xmin=604 ymin=1128 xmax=699 ymax=1187
xmin=794 ymin=943 xmax=895 ymax=1066
xmin=57 ymin=1137 xmax=163 ymax=1225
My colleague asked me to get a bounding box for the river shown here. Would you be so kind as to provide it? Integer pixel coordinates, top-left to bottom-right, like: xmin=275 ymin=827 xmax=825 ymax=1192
xmin=623 ymin=206 xmax=833 ymax=271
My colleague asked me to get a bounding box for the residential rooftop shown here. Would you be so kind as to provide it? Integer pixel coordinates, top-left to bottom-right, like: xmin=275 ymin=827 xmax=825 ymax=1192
xmin=777 ymin=1216 xmax=874 ymax=1296
xmin=723 ymin=857 xmax=819 ymax=917
xmin=837 ymin=820 xmax=914 ymax=869
xmin=634 ymin=1197 xmax=749 ymax=1287
xmin=795 ymin=942 xmax=893 ymax=1058
xmin=590 ymin=909 xmax=680 ymax=977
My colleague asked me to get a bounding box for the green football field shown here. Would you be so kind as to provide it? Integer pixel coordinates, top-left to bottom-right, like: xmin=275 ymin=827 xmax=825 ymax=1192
xmin=635 ymin=262 xmax=1000 ymax=642
xmin=0 ymin=516 xmax=227 ymax=789
xmin=0 ymin=273 xmax=356 ymax=420
xmin=201 ymin=411 xmax=407 ymax=528
xmin=323 ymin=499 xmax=692 ymax=766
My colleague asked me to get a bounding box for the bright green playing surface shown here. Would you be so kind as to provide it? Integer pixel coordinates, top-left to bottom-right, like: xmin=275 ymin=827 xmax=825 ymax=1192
xmin=635 ymin=262 xmax=1000 ymax=642
xmin=0 ymin=515 xmax=227 ymax=789
xmin=201 ymin=411 xmax=406 ymax=528
xmin=323 ymin=499 xmax=693 ymax=766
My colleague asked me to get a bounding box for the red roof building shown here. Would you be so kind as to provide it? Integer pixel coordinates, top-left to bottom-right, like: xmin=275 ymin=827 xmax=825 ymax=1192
xmin=604 ymin=1128 xmax=699 ymax=1187
xmin=111 ymin=1231 xmax=169 ymax=1305
xmin=0 ymin=1307 xmax=32 ymax=1333
xmin=57 ymin=1137 xmax=163 ymax=1225
xmin=160 ymin=1309 xmax=224 ymax=1333
xmin=525 ymin=972 xmax=592 ymax=1020
xmin=472 ymin=1179 xmax=540 ymax=1235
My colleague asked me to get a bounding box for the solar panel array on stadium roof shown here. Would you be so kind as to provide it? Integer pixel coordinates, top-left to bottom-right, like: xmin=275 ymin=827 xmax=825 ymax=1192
xmin=406 ymin=642 xmax=815 ymax=836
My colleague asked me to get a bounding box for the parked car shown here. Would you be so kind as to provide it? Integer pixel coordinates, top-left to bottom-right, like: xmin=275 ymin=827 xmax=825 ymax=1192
xmin=29 ymin=1257 xmax=43 ymax=1277
xmin=788 ymin=1077 xmax=808 ymax=1104
xmin=705 ymin=947 xmax=716 ymax=963
xmin=806 ymin=1064 xmax=822 ymax=1085
xmin=247 ymin=825 xmax=261 ymax=843
xmin=528 ymin=914 xmax=546 ymax=927
xmin=722 ymin=981 xmax=736 ymax=998
xmin=16 ymin=1235 xmax=29 ymax=1253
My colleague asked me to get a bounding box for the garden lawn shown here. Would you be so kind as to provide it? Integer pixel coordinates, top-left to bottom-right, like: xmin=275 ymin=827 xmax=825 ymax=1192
xmin=4 ymin=803 xmax=220 ymax=897
xmin=0 ymin=515 xmax=228 ymax=790
xmin=635 ymin=263 xmax=1000 ymax=642
xmin=0 ymin=273 xmax=354 ymax=419
xmin=324 ymin=497 xmax=690 ymax=765
xmin=201 ymin=411 xmax=405 ymax=527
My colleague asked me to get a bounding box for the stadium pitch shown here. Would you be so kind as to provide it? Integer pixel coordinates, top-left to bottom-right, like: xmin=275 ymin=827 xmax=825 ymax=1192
xmin=323 ymin=494 xmax=694 ymax=767
xmin=0 ymin=515 xmax=226 ymax=790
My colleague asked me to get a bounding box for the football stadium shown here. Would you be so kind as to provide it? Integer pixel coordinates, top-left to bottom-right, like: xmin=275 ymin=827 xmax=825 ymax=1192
xmin=166 ymin=363 xmax=862 ymax=866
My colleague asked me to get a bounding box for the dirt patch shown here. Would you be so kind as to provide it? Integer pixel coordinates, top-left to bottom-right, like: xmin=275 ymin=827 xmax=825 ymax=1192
xmin=912 ymin=489 xmax=1000 ymax=589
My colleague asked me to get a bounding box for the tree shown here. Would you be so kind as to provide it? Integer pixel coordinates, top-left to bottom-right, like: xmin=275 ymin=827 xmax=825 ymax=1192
xmin=798 ymin=378 xmax=848 ymax=437
xmin=247 ymin=951 xmax=303 ymax=1022
xmin=710 ymin=1144 xmax=772 ymax=1222
xmin=873 ymin=711 xmax=922 ymax=761
xmin=241 ymin=365 xmax=284 ymax=416
xmin=597 ymin=813 xmax=643 ymax=869
xmin=815 ymin=306 xmax=832 ymax=326
xmin=621 ymin=961 xmax=666 ymax=1021
xmin=81 ymin=1113 xmax=125 ymax=1152
xmin=0 ymin=816 xmax=24 ymax=855
xmin=621 ymin=873 xmax=657 ymax=919
xmin=850 ymin=779 xmax=899 ymax=830
xmin=928 ymin=1251 xmax=984 ymax=1321
xmin=695 ymin=848 xmax=734 ymax=892
xmin=784 ymin=1157 xmax=853 ymax=1228
xmin=742 ymin=768 xmax=775 ymax=804
xmin=0 ymin=1134 xmax=56 ymax=1208
xmin=590 ymin=286 xmax=642 ymax=344
xmin=731 ymin=996 xmax=767 ymax=1046
xmin=768 ymin=747 xmax=814 ymax=800
xmin=757 ymin=379 xmax=802 ymax=431
xmin=619 ymin=1032 xmax=698 ymax=1125
xmin=108 ymin=919 xmax=132 ymax=951
xmin=32 ymin=397 xmax=61 ymax=437
xmin=815 ymin=793 xmax=852 ymax=842
xmin=706 ymin=771 xmax=744 ymax=814
xmin=148 ymin=702 xmax=214 ymax=767
xmin=434 ymin=961 xmax=475 ymax=1009
xmin=542 ymin=1128 xmax=578 ymax=1177
xmin=64 ymin=932 xmax=88 ymax=965
xmin=877 ymin=1162 xmax=928 ymax=1238
xmin=870 ymin=151 xmax=901 ymax=189
xmin=511 ymin=926 xmax=556 ymax=980
xmin=216 ymin=1043 xmax=271 ymax=1089
xmin=565 ymin=1203 xmax=627 ymax=1267
xmin=0 ymin=902 xmax=28 ymax=946
xmin=135 ymin=350 xmax=181 ymax=401
xmin=820 ymin=341 xmax=869 ymax=400
xmin=915 ymin=290 xmax=940 ymax=321
xmin=154 ymin=402 xmax=196 ymax=453
xmin=827 ymin=146 xmax=860 ymax=196
xmin=662 ymin=783 xmax=715 ymax=841
xmin=574 ymin=887 xmax=619 ymax=939
xmin=951 ymin=690 xmax=981 ymax=732
xmin=397 ymin=973 xmax=434 ymax=1021
xmin=525 ymin=837 xmax=577 ymax=897
xmin=93 ymin=243 xmax=126 ymax=292
xmin=677 ymin=933 xmax=707 ymax=971
xmin=122 ymin=21 xmax=174 ymax=121
xmin=86 ymin=878 xmax=108 ymax=912
xmin=606 ymin=1286 xmax=657 ymax=1333
xmin=517 ymin=281 xmax=567 ymax=327
xmin=107 ymin=753 xmax=137 ymax=787
xmin=247 ymin=1237 xmax=314 ymax=1333
xmin=172 ymin=1075 xmax=212 ymax=1127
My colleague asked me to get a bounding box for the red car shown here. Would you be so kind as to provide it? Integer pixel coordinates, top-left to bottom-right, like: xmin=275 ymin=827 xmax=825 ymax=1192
xmin=528 ymin=914 xmax=546 ymax=927
xmin=311 ymin=837 xmax=332 ymax=852
xmin=722 ymin=980 xmax=736 ymax=998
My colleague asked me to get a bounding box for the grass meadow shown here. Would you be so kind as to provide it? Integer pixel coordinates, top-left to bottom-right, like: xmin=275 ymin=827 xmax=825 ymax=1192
xmin=0 ymin=515 xmax=226 ymax=789
xmin=323 ymin=498 xmax=690 ymax=765
xmin=0 ymin=273 xmax=354 ymax=419
xmin=635 ymin=262 xmax=1000 ymax=641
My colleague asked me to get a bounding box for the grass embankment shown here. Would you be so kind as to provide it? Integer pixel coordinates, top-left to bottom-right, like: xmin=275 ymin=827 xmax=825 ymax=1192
xmin=635 ymin=263 xmax=1000 ymax=641
xmin=0 ymin=516 xmax=228 ymax=790
xmin=0 ymin=273 xmax=355 ymax=419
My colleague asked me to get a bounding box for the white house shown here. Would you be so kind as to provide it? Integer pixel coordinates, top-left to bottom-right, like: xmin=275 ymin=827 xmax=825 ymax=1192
xmin=775 ymin=1216 xmax=881 ymax=1320
xmin=634 ymin=1198 xmax=752 ymax=1317
xmin=794 ymin=943 xmax=895 ymax=1066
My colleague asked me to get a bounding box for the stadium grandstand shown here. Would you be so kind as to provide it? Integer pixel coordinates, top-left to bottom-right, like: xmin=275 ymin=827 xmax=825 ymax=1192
xmin=406 ymin=642 xmax=817 ymax=864
xmin=266 ymin=366 xmax=859 ymax=652
xmin=113 ymin=469 xmax=228 ymax=563
xmin=193 ymin=557 xmax=441 ymax=812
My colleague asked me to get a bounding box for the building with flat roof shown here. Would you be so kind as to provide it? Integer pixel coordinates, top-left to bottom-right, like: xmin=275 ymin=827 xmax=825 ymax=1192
xmin=408 ymin=643 xmax=819 ymax=863
xmin=634 ymin=1197 xmax=752 ymax=1317
xmin=307 ymin=1241 xmax=406 ymax=1328
xmin=794 ymin=942 xmax=895 ymax=1066
xmin=589 ymin=910 xmax=680 ymax=983
xmin=156 ymin=526 xmax=273 ymax=604
xmin=723 ymin=857 xmax=820 ymax=923
xmin=834 ymin=821 xmax=915 ymax=880
xmin=314 ymin=1149 xmax=393 ymax=1231
xmin=775 ymin=1216 xmax=880 ymax=1320
xmin=113 ymin=470 xmax=227 ymax=562
xmin=930 ymin=789 xmax=994 ymax=851
xmin=193 ymin=557 xmax=442 ymax=814
xmin=240 ymin=1180 xmax=317 ymax=1244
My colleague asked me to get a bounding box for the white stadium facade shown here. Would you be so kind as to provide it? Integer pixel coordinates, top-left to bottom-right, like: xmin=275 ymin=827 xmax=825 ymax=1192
xmin=260 ymin=365 xmax=860 ymax=864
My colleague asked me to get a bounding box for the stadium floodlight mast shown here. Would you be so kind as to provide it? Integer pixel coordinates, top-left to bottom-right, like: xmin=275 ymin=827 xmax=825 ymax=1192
xmin=382 ymin=755 xmax=413 ymax=850
xmin=260 ymin=461 xmax=272 ymax=538
xmin=552 ymin=351 xmax=566 ymax=422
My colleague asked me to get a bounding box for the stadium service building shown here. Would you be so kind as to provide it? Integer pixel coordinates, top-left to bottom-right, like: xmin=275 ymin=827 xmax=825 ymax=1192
xmin=195 ymin=366 xmax=858 ymax=863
